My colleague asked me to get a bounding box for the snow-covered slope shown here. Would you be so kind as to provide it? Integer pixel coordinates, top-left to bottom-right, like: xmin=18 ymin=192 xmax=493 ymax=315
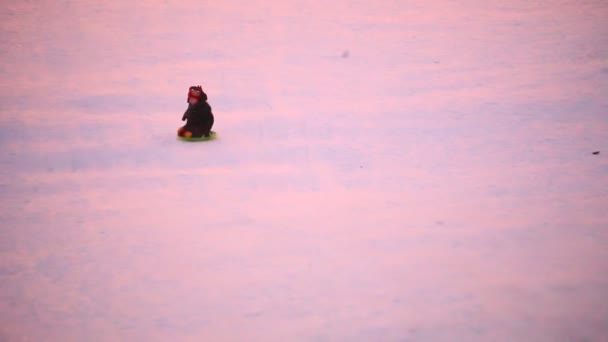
xmin=1 ymin=0 xmax=607 ymax=340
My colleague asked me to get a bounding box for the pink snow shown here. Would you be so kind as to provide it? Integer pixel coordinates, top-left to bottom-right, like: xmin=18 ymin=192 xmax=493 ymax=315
xmin=1 ymin=0 xmax=607 ymax=340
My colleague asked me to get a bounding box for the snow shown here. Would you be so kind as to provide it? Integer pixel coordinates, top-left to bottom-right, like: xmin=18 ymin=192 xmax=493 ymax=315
xmin=1 ymin=0 xmax=607 ymax=340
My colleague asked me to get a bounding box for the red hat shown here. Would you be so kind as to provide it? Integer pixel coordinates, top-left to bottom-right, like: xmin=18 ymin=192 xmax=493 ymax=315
xmin=188 ymin=85 xmax=202 ymax=101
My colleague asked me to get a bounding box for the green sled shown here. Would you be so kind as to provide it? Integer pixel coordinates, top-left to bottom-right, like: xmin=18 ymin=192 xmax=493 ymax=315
xmin=177 ymin=131 xmax=217 ymax=141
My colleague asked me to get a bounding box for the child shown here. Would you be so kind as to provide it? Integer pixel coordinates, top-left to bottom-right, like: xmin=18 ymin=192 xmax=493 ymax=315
xmin=177 ymin=85 xmax=214 ymax=138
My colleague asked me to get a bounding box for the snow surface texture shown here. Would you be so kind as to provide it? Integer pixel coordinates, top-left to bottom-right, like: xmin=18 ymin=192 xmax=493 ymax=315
xmin=1 ymin=0 xmax=607 ymax=340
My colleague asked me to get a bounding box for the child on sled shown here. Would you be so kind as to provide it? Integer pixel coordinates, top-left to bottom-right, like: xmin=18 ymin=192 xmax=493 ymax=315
xmin=177 ymin=85 xmax=214 ymax=138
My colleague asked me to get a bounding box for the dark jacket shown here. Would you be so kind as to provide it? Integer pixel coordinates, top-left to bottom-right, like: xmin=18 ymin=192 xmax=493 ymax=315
xmin=182 ymin=99 xmax=214 ymax=137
